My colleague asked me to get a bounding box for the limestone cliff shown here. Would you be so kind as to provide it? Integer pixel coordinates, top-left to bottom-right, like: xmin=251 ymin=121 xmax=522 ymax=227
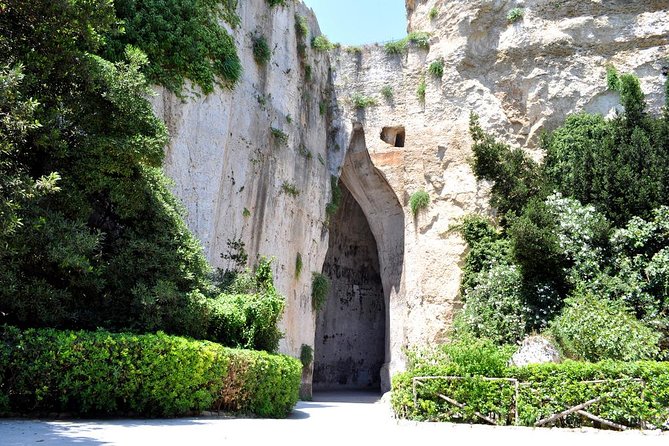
xmin=331 ymin=0 xmax=668 ymax=387
xmin=154 ymin=0 xmax=669 ymax=394
xmin=151 ymin=0 xmax=335 ymax=372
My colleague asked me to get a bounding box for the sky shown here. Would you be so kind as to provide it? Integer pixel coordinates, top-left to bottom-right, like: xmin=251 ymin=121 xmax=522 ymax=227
xmin=301 ymin=0 xmax=407 ymax=46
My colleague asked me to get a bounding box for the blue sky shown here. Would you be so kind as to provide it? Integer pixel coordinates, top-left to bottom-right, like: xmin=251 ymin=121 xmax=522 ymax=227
xmin=302 ymin=0 xmax=407 ymax=45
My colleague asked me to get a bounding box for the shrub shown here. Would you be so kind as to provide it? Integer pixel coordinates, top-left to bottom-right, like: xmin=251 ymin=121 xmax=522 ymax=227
xmin=215 ymin=348 xmax=300 ymax=418
xmin=326 ymin=175 xmax=342 ymax=218
xmin=350 ymin=92 xmax=377 ymax=109
xmin=295 ymin=15 xmax=309 ymax=40
xmin=300 ymin=344 xmax=313 ymax=367
xmin=252 ymin=34 xmax=271 ymax=65
xmin=209 ymin=257 xmax=284 ymax=352
xmin=311 ymin=273 xmax=330 ymax=312
xmin=407 ymin=32 xmax=430 ymax=49
xmin=417 ymin=78 xmax=426 ymax=103
xmin=281 ymin=181 xmax=300 ymax=197
xmin=429 ymin=7 xmax=438 ymax=19
xmin=384 ymin=38 xmax=408 ymax=55
xmin=393 ymin=341 xmax=669 ymax=428
xmin=381 ymin=85 xmax=394 ymax=100
xmin=428 ymin=59 xmax=444 ymax=78
xmin=549 ymin=290 xmax=661 ymax=362
xmin=109 ymin=0 xmax=242 ymax=94
xmin=543 ymin=72 xmax=669 ymax=226
xmin=0 ymin=326 xmax=301 ymax=418
xmin=456 ymin=264 xmax=527 ymax=345
xmin=507 ymin=8 xmax=524 ymax=23
xmin=312 ymin=35 xmax=334 ymax=52
xmin=410 ymin=190 xmax=430 ymax=216
xmin=271 ymin=127 xmax=289 ymax=145
xmin=267 ymin=0 xmax=286 ymax=6
xmin=469 ymin=113 xmax=544 ymax=217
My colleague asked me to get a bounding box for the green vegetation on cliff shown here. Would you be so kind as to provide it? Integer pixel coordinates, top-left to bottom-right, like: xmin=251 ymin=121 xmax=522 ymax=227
xmin=457 ymin=71 xmax=669 ymax=360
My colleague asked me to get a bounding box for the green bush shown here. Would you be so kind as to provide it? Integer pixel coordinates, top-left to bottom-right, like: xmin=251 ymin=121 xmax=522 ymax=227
xmin=300 ymin=344 xmax=313 ymax=367
xmin=350 ymin=92 xmax=377 ymax=109
xmin=0 ymin=326 xmax=300 ymax=418
xmin=381 ymin=85 xmax=394 ymax=100
xmin=407 ymin=32 xmax=431 ymax=49
xmin=417 ymin=78 xmax=426 ymax=103
xmin=410 ymin=190 xmax=430 ymax=216
xmin=469 ymin=113 xmax=544 ymax=216
xmin=295 ymin=15 xmax=309 ymax=40
xmin=550 ymin=290 xmax=661 ymax=362
xmin=543 ymin=72 xmax=669 ymax=226
xmin=295 ymin=252 xmax=303 ymax=279
xmin=507 ymin=8 xmax=524 ymax=23
xmin=393 ymin=341 xmax=669 ymax=428
xmin=109 ymin=0 xmax=242 ymax=94
xmin=429 ymin=7 xmax=438 ymax=19
xmin=311 ymin=273 xmax=330 ymax=312
xmin=208 ymin=258 xmax=284 ymax=352
xmin=267 ymin=0 xmax=286 ymax=6
xmin=312 ymin=35 xmax=334 ymax=52
xmin=281 ymin=181 xmax=300 ymax=197
xmin=428 ymin=59 xmax=444 ymax=78
xmin=215 ymin=347 xmax=300 ymax=418
xmin=456 ymin=264 xmax=527 ymax=345
xmin=252 ymin=34 xmax=271 ymax=65
xmin=384 ymin=39 xmax=408 ymax=55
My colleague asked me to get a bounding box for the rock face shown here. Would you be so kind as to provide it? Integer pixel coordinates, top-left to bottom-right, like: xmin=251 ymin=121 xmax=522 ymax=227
xmin=510 ymin=335 xmax=561 ymax=367
xmin=154 ymin=0 xmax=669 ymax=393
xmin=330 ymin=0 xmax=669 ymax=387
xmin=151 ymin=0 xmax=335 ymax=371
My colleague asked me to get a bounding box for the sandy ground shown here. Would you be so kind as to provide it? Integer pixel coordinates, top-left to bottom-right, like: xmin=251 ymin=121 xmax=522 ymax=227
xmin=0 ymin=392 xmax=667 ymax=445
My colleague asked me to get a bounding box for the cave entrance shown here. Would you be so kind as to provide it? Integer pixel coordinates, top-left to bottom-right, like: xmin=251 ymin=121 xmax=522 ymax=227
xmin=313 ymin=123 xmax=405 ymax=393
xmin=313 ymin=181 xmax=386 ymax=391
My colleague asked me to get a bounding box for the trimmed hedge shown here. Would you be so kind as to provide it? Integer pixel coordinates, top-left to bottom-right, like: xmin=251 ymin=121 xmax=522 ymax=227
xmin=0 ymin=326 xmax=300 ymax=418
xmin=392 ymin=359 xmax=669 ymax=429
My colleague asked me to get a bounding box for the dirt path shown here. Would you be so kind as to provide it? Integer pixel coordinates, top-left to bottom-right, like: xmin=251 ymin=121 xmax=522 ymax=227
xmin=1 ymin=392 xmax=667 ymax=445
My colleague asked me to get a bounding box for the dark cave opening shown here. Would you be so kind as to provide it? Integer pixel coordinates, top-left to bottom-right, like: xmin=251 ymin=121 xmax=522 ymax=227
xmin=313 ymin=181 xmax=386 ymax=391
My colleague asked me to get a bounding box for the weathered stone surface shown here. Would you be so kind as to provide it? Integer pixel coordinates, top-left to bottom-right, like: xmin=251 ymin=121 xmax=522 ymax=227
xmin=510 ymin=335 xmax=561 ymax=367
xmin=151 ymin=0 xmax=335 ymax=366
xmin=331 ymin=0 xmax=669 ymax=382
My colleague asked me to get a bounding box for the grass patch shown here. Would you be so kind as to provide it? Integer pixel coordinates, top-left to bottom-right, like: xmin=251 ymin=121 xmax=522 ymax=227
xmin=410 ymin=189 xmax=430 ymax=216
xmin=311 ymin=273 xmax=330 ymax=312
xmin=507 ymin=7 xmax=524 ymax=23
xmin=428 ymin=59 xmax=444 ymax=78
xmin=252 ymin=34 xmax=271 ymax=65
xmin=312 ymin=35 xmax=334 ymax=52
xmin=350 ymin=92 xmax=377 ymax=109
xmin=381 ymin=85 xmax=394 ymax=101
xmin=271 ymin=127 xmax=288 ymax=145
xmin=243 ymin=208 xmax=251 ymax=217
xmin=417 ymin=78 xmax=426 ymax=103
xmin=407 ymin=31 xmax=431 ymax=49
xmin=281 ymin=181 xmax=300 ymax=197
xmin=326 ymin=175 xmax=342 ymax=218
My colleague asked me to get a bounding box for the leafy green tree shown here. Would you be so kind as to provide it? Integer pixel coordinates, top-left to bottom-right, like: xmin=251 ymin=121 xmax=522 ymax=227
xmin=469 ymin=113 xmax=544 ymax=217
xmin=544 ymin=71 xmax=669 ymax=226
xmin=0 ymin=0 xmax=212 ymax=334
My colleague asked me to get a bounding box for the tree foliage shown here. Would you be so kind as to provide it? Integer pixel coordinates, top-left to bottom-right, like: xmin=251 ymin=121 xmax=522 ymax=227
xmin=461 ymin=71 xmax=669 ymax=352
xmin=0 ymin=0 xmax=286 ymax=351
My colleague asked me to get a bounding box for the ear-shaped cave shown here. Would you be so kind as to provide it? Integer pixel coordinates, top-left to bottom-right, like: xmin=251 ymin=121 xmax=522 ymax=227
xmin=314 ymin=124 xmax=405 ymax=392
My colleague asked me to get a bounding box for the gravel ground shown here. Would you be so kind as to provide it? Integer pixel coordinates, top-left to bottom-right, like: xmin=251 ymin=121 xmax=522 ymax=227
xmin=0 ymin=392 xmax=667 ymax=446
